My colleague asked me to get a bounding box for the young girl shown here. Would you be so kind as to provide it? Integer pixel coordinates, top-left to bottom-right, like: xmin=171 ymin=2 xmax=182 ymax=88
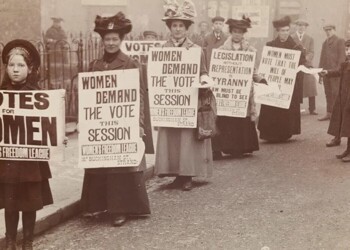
xmin=0 ymin=39 xmax=53 ymax=249
xmin=257 ymin=16 xmax=306 ymax=142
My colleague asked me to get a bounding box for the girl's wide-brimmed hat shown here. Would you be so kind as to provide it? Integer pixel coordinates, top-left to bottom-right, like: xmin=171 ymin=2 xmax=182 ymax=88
xmin=2 ymin=39 xmax=40 ymax=67
xmin=94 ymin=12 xmax=132 ymax=37
xmin=162 ymin=0 xmax=197 ymax=23
xmin=226 ymin=15 xmax=252 ymax=31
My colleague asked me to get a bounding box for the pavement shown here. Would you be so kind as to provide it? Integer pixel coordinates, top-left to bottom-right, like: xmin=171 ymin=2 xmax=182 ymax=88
xmin=4 ymin=84 xmax=350 ymax=249
xmin=0 ymin=131 xmax=156 ymax=247
xmin=29 ymin=95 xmax=350 ymax=249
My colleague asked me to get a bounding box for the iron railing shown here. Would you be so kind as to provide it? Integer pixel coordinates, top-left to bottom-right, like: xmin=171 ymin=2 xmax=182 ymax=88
xmin=0 ymin=32 xmax=169 ymax=121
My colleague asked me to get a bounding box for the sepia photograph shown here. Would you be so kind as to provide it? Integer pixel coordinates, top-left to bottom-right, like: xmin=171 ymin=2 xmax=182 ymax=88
xmin=0 ymin=0 xmax=350 ymax=249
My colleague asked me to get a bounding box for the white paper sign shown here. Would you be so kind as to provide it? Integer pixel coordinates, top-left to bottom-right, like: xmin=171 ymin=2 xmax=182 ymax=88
xmin=0 ymin=90 xmax=66 ymax=162
xmin=209 ymin=49 xmax=256 ymax=117
xmin=78 ymin=69 xmax=145 ymax=168
xmin=255 ymin=46 xmax=301 ymax=109
xmin=297 ymin=65 xmax=323 ymax=74
xmin=121 ymin=40 xmax=166 ymax=64
xmin=147 ymin=47 xmax=200 ymax=128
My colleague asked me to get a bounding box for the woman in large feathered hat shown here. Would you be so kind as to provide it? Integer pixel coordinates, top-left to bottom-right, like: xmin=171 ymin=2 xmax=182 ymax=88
xmin=154 ymin=0 xmax=214 ymax=191
xmin=81 ymin=12 xmax=150 ymax=227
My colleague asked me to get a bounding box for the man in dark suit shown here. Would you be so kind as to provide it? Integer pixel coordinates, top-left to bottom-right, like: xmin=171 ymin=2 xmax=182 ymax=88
xmin=318 ymin=24 xmax=346 ymax=147
xmin=203 ymin=16 xmax=228 ymax=69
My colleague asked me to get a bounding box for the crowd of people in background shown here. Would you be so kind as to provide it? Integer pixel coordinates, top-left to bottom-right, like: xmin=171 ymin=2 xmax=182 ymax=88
xmin=1 ymin=0 xmax=350 ymax=249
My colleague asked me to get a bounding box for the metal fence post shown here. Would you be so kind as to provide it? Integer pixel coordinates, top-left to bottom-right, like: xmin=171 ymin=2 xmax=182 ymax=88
xmin=45 ymin=41 xmax=52 ymax=89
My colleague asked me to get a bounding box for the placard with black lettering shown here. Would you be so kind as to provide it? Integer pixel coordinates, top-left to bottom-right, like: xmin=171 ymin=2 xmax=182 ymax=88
xmin=210 ymin=49 xmax=256 ymax=117
xmin=147 ymin=47 xmax=200 ymax=128
xmin=121 ymin=41 xmax=166 ymax=64
xmin=0 ymin=90 xmax=66 ymax=161
xmin=255 ymin=46 xmax=301 ymax=109
xmin=78 ymin=68 xmax=145 ymax=168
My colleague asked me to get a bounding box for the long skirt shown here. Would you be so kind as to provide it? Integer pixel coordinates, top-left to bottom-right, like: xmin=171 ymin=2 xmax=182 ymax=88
xmin=212 ymin=116 xmax=259 ymax=154
xmin=0 ymin=180 xmax=53 ymax=212
xmin=328 ymin=76 xmax=350 ymax=138
xmin=155 ymin=127 xmax=213 ymax=177
xmin=258 ymin=101 xmax=301 ymax=141
xmin=81 ymin=158 xmax=150 ymax=215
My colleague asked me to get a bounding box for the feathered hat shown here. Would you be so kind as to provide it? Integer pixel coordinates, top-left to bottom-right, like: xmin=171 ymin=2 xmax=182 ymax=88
xmin=162 ymin=0 xmax=197 ymax=23
xmin=94 ymin=12 xmax=132 ymax=37
xmin=226 ymin=15 xmax=252 ymax=33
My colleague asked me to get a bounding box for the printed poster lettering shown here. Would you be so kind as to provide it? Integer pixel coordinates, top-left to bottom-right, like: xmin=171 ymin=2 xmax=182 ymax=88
xmin=148 ymin=47 xmax=200 ymax=128
xmin=210 ymin=49 xmax=256 ymax=117
xmin=255 ymin=46 xmax=301 ymax=109
xmin=121 ymin=40 xmax=166 ymax=64
xmin=0 ymin=90 xmax=66 ymax=161
xmin=78 ymin=69 xmax=145 ymax=168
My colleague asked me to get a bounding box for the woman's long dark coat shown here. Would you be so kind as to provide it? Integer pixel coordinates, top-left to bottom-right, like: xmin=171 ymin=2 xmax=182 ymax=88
xmin=81 ymin=50 xmax=150 ymax=215
xmin=327 ymin=61 xmax=350 ymax=138
xmin=140 ymin=63 xmax=154 ymax=154
xmin=257 ymin=36 xmax=305 ymax=141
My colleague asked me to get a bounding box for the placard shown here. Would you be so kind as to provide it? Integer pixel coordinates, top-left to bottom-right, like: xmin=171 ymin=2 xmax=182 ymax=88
xmin=147 ymin=47 xmax=200 ymax=128
xmin=121 ymin=41 xmax=166 ymax=64
xmin=78 ymin=69 xmax=145 ymax=168
xmin=0 ymin=90 xmax=66 ymax=162
xmin=255 ymin=46 xmax=301 ymax=109
xmin=209 ymin=49 xmax=256 ymax=117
